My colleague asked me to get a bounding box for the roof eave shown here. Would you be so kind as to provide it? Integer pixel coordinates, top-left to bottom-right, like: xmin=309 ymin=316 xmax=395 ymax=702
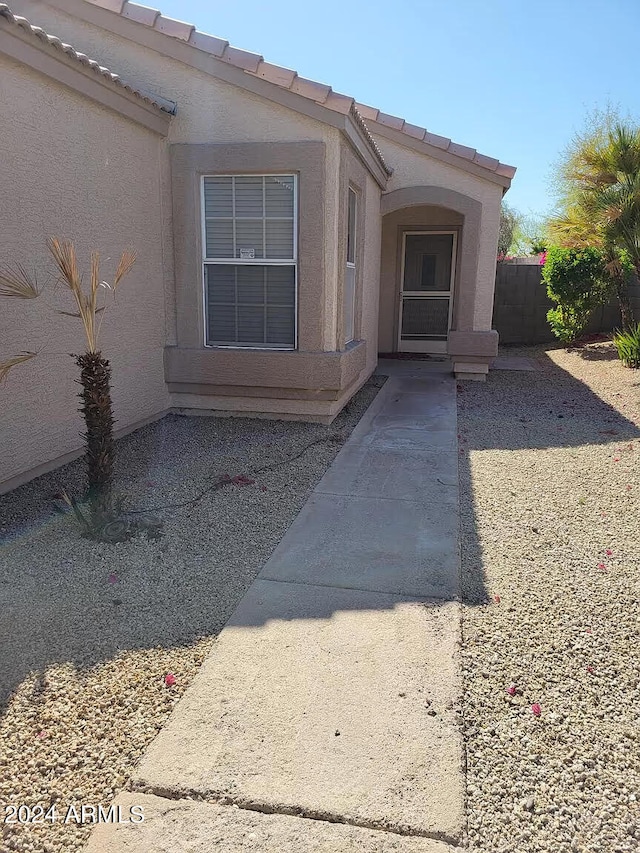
xmin=368 ymin=120 xmax=515 ymax=189
xmin=43 ymin=0 xmax=390 ymax=185
xmin=40 ymin=0 xmax=514 ymax=184
xmin=0 ymin=4 xmax=174 ymax=132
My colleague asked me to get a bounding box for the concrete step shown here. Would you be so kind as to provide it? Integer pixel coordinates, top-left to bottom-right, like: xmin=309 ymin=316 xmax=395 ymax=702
xmin=85 ymin=792 xmax=462 ymax=852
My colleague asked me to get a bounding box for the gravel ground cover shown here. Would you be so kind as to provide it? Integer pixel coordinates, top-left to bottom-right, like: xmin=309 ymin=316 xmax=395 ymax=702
xmin=0 ymin=377 xmax=384 ymax=853
xmin=459 ymin=342 xmax=640 ymax=853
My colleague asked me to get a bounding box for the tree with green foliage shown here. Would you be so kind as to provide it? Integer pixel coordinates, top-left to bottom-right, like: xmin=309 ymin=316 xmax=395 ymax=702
xmin=512 ymin=213 xmax=550 ymax=256
xmin=549 ymin=107 xmax=639 ymax=331
xmin=541 ymin=246 xmax=610 ymax=343
xmin=497 ymin=202 xmax=520 ymax=259
xmin=498 ymin=205 xmax=549 ymax=258
xmin=529 ymin=237 xmax=548 ymax=255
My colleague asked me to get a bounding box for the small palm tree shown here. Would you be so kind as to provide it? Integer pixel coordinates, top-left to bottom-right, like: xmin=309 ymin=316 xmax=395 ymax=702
xmin=550 ymin=121 xmax=640 ymax=331
xmin=0 ymin=238 xmax=135 ymax=526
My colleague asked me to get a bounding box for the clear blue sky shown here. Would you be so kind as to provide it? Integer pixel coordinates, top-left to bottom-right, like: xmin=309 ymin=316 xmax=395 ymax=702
xmin=158 ymin=0 xmax=640 ymax=222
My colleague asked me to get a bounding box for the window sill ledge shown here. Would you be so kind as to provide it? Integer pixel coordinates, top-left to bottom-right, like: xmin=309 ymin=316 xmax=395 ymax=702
xmin=164 ymin=341 xmax=367 ymax=393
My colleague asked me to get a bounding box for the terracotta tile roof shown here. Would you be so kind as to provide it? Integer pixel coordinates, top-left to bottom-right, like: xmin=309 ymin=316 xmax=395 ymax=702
xmin=0 ymin=2 xmax=176 ymax=113
xmin=85 ymin=0 xmax=516 ymax=182
xmin=356 ymin=101 xmax=516 ymax=179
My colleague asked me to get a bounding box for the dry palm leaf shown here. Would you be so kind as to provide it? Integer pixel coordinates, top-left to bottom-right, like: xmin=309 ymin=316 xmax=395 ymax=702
xmin=0 ymin=265 xmax=39 ymax=299
xmin=0 ymin=352 xmax=37 ymax=383
xmin=113 ymin=249 xmax=136 ymax=291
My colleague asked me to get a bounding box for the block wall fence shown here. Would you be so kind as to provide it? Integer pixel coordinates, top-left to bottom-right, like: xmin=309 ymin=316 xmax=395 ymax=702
xmin=493 ymin=258 xmax=640 ymax=345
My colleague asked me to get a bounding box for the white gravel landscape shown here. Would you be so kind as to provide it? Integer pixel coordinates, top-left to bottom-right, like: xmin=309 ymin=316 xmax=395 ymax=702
xmin=2 ymin=343 xmax=639 ymax=853
xmin=459 ymin=342 xmax=640 ymax=853
xmin=0 ymin=377 xmax=384 ymax=853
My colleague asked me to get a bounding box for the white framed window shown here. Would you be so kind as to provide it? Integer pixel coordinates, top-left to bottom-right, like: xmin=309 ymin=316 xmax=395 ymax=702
xmin=202 ymin=174 xmax=297 ymax=349
xmin=344 ymin=187 xmax=357 ymax=344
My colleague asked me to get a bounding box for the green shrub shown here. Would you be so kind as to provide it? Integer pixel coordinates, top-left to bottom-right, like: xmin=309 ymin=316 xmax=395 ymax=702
xmin=546 ymin=305 xmax=590 ymax=343
xmin=613 ymin=322 xmax=640 ymax=368
xmin=541 ymin=246 xmax=608 ymax=343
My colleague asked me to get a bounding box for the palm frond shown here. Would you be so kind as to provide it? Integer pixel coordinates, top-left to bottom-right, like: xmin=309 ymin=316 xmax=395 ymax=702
xmin=47 ymin=238 xmax=100 ymax=351
xmin=58 ymin=307 xmax=105 ymax=318
xmin=92 ymin=248 xmax=135 ymax=345
xmin=548 ymin=202 xmax=603 ymax=249
xmin=47 ymin=238 xmax=81 ymax=291
xmin=90 ymin=251 xmax=100 ymax=304
xmin=0 ymin=264 xmax=39 ymax=299
xmin=113 ymin=249 xmax=136 ymax=290
xmin=0 ymin=352 xmax=37 ymax=383
xmin=2 ymin=239 xmax=137 ymax=360
xmin=554 ymin=119 xmax=640 ymax=266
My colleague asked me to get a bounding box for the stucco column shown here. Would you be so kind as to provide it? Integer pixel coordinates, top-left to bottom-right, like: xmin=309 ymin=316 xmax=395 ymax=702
xmin=471 ymin=199 xmax=501 ymax=331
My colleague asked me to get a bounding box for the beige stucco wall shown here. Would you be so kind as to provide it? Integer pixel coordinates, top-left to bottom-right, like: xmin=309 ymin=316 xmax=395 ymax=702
xmin=0 ymin=52 xmax=169 ymax=491
xmin=373 ymin=133 xmax=503 ymax=330
xmin=3 ymin=0 xmax=506 ymax=441
xmin=13 ymin=0 xmax=344 ymax=354
xmin=12 ymin=1 xmax=504 ymax=340
xmin=13 ymin=1 xmax=332 ymax=146
xmin=378 ymin=206 xmax=464 ymax=353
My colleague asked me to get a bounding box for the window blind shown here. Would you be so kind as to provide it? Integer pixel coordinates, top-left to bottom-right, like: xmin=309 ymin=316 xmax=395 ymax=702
xmin=202 ymin=175 xmax=297 ymax=348
xmin=203 ymin=175 xmax=295 ymax=260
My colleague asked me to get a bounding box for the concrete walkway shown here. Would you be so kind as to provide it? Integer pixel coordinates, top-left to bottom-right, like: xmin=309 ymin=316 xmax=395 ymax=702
xmin=87 ymin=360 xmax=464 ymax=853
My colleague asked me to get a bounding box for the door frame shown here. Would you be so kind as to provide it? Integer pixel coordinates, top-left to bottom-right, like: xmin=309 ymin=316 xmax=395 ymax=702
xmin=396 ymin=230 xmax=457 ymax=354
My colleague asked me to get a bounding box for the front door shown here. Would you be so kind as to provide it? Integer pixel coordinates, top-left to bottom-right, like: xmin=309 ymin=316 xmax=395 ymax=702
xmin=398 ymin=231 xmax=456 ymax=354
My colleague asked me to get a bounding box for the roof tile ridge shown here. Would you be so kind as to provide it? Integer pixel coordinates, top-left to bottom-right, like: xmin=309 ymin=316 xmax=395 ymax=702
xmin=0 ymin=2 xmax=175 ymax=113
xmin=81 ymin=0 xmax=516 ymax=178
xmin=350 ymin=106 xmax=392 ymax=176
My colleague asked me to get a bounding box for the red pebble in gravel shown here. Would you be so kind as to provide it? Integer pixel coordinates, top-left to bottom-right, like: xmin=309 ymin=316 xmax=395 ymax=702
xmin=230 ymin=474 xmax=255 ymax=486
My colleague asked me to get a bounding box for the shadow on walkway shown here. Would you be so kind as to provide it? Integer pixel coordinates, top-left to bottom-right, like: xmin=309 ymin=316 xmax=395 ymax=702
xmin=3 ymin=349 xmax=635 ymax=714
xmin=0 ymin=381 xmax=389 ymax=712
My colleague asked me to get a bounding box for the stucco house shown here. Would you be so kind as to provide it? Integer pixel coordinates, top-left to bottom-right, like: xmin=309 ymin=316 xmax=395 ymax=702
xmin=0 ymin=0 xmax=515 ymax=493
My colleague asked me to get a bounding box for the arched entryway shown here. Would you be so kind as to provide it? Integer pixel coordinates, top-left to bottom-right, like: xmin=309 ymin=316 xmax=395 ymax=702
xmin=379 ymin=186 xmax=483 ymax=356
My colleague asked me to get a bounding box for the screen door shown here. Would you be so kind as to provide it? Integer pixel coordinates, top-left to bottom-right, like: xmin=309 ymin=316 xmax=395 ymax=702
xmin=398 ymin=232 xmax=456 ymax=353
